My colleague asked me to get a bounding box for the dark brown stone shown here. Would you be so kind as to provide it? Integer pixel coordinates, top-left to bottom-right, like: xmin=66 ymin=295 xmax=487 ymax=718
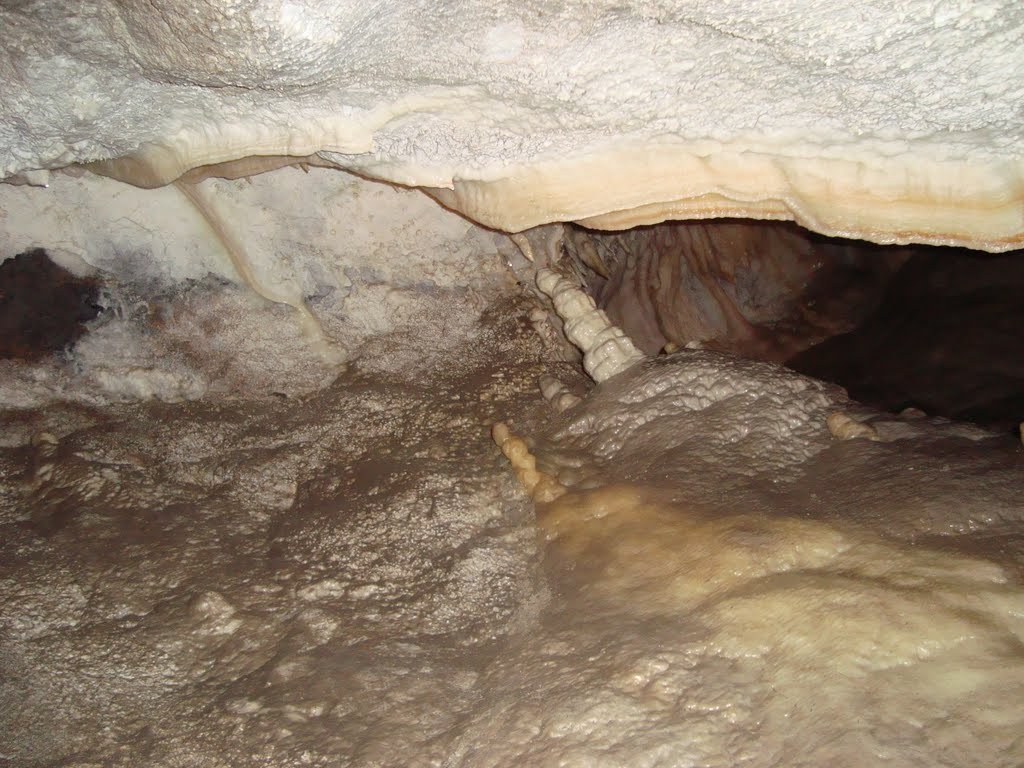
xmin=0 ymin=248 xmax=101 ymax=360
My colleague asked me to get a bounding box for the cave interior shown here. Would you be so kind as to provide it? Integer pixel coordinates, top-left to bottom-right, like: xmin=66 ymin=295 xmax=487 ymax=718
xmin=2 ymin=2 xmax=1024 ymax=767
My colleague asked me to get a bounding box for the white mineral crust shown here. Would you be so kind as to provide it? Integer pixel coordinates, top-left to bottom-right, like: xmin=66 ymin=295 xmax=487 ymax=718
xmin=1 ymin=1 xmax=1022 ymax=248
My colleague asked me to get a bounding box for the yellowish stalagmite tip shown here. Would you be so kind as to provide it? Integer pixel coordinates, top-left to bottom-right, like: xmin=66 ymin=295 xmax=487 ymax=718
xmin=491 ymin=421 xmax=567 ymax=503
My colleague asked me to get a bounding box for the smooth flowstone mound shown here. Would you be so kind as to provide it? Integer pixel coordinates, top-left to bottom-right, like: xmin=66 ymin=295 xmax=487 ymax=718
xmin=2 ymin=1 xmax=1022 ymax=248
xmin=484 ymin=352 xmax=1024 ymax=767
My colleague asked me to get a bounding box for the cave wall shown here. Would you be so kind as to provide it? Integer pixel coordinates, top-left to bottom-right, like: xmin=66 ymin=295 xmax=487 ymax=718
xmin=2 ymin=3 xmax=1024 ymax=767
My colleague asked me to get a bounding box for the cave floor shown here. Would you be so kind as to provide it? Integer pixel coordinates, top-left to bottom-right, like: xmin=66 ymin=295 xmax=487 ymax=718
xmin=0 ymin=295 xmax=579 ymax=767
xmin=1 ymin=288 xmax=1023 ymax=768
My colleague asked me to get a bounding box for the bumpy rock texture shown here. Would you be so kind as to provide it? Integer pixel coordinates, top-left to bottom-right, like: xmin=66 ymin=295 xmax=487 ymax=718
xmin=2 ymin=1 xmax=1023 ymax=246
xmin=0 ymin=297 xmax=567 ymax=768
xmin=2 ymin=1 xmax=1024 ymax=766
xmin=467 ymin=353 xmax=1024 ymax=767
xmin=564 ymin=220 xmax=910 ymax=360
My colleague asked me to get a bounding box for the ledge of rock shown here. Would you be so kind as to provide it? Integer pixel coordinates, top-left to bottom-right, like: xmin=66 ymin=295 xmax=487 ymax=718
xmin=2 ymin=1 xmax=1021 ymax=250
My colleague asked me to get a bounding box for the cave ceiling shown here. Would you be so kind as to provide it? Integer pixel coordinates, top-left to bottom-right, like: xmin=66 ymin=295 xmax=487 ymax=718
xmin=1 ymin=0 xmax=1022 ymax=249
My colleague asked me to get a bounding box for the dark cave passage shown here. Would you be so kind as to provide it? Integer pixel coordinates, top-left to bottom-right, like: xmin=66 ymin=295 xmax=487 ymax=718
xmin=788 ymin=247 xmax=1024 ymax=433
xmin=0 ymin=248 xmax=101 ymax=361
xmin=565 ymin=220 xmax=1024 ymax=432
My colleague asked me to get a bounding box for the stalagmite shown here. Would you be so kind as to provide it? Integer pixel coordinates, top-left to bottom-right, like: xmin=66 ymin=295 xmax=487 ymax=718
xmin=491 ymin=421 xmax=566 ymax=504
xmin=535 ymin=268 xmax=645 ymax=383
xmin=827 ymin=411 xmax=881 ymax=441
xmin=538 ymin=375 xmax=581 ymax=413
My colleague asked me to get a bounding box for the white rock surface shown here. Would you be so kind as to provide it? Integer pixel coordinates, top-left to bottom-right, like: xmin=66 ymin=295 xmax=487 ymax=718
xmin=0 ymin=167 xmax=516 ymax=405
xmin=2 ymin=1 xmax=1022 ymax=247
xmin=536 ymin=268 xmax=646 ymax=382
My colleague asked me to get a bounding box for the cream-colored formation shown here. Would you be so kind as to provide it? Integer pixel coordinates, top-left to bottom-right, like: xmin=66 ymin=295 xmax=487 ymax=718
xmin=173 ymin=180 xmax=344 ymax=363
xmin=492 ymin=422 xmax=566 ymax=504
xmin=826 ymin=411 xmax=881 ymax=441
xmin=538 ymin=375 xmax=582 ymax=413
xmin=484 ymin=350 xmax=1024 ymax=766
xmin=533 ymin=480 xmax=1024 ymax=721
xmin=2 ymin=1 xmax=1022 ymax=250
xmin=535 ymin=268 xmax=646 ymax=382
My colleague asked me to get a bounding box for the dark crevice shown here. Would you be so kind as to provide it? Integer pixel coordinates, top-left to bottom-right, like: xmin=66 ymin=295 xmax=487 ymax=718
xmin=0 ymin=248 xmax=102 ymax=360
xmin=565 ymin=219 xmax=909 ymax=362
xmin=565 ymin=220 xmax=1024 ymax=432
xmin=787 ymin=247 xmax=1024 ymax=433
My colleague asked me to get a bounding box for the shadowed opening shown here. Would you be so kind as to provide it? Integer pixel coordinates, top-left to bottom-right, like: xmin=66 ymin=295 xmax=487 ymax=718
xmin=0 ymin=248 xmax=101 ymax=361
xmin=565 ymin=220 xmax=1024 ymax=432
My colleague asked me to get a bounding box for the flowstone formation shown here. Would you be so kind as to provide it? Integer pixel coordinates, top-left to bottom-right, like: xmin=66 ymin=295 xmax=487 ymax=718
xmin=487 ymin=274 xmax=1024 ymax=766
xmin=2 ymin=1 xmax=1023 ymax=248
xmin=0 ymin=275 xmax=579 ymax=767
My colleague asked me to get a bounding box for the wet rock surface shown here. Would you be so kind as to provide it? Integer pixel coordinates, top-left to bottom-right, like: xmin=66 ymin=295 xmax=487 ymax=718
xmin=566 ymin=220 xmax=908 ymax=362
xmin=0 ymin=293 xmax=578 ymax=767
